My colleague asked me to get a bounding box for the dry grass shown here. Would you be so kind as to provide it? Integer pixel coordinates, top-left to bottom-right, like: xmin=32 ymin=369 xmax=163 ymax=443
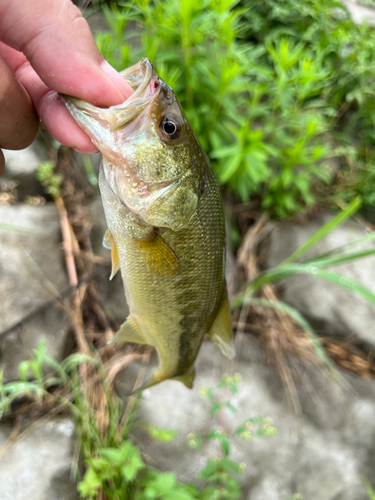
xmin=235 ymin=212 xmax=375 ymax=407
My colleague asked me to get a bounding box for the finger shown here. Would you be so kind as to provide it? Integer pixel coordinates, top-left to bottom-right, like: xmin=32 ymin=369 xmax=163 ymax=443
xmin=0 ymin=0 xmax=133 ymax=106
xmin=0 ymin=42 xmax=97 ymax=153
xmin=0 ymin=53 xmax=39 ymax=150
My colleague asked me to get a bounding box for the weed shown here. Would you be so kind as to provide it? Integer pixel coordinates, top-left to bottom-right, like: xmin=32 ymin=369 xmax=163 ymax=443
xmin=36 ymin=160 xmax=62 ymax=198
xmin=189 ymin=373 xmax=275 ymax=499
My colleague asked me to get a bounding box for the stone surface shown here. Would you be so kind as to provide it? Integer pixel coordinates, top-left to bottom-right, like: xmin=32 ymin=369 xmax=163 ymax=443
xmin=2 ymin=142 xmax=47 ymax=200
xmin=124 ymin=338 xmax=375 ymax=500
xmin=265 ymin=214 xmax=375 ymax=349
xmin=342 ymin=0 xmax=375 ymax=25
xmin=0 ymin=203 xmax=70 ymax=382
xmin=0 ymin=417 xmax=78 ymax=500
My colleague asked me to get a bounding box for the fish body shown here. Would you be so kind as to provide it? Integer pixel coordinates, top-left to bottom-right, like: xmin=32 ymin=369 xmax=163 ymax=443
xmin=62 ymin=58 xmax=234 ymax=389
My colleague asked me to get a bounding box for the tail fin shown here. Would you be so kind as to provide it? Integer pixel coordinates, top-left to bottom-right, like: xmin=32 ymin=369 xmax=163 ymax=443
xmin=130 ymin=367 xmax=196 ymax=395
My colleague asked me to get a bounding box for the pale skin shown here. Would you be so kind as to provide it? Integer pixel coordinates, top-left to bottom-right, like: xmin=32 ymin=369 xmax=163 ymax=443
xmin=0 ymin=0 xmax=134 ymax=175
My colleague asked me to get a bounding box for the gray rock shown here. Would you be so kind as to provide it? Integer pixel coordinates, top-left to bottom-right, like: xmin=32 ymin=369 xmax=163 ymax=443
xmin=128 ymin=339 xmax=375 ymax=500
xmin=0 ymin=417 xmax=78 ymax=500
xmin=2 ymin=142 xmax=47 ymax=199
xmin=265 ymin=214 xmax=375 ymax=349
xmin=0 ymin=203 xmax=70 ymax=382
xmin=342 ymin=0 xmax=375 ymax=25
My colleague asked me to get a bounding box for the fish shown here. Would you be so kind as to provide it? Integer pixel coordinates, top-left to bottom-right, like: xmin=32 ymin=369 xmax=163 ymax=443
xmin=62 ymin=57 xmax=234 ymax=391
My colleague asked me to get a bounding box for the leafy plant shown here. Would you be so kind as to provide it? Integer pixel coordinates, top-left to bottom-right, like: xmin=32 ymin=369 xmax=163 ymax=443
xmin=89 ymin=0 xmax=336 ymax=217
xmin=188 ymin=373 xmax=275 ymax=499
xmin=0 ymin=343 xmax=279 ymax=500
xmin=88 ymin=0 xmax=375 ymax=217
xmin=36 ymin=160 xmax=62 ymax=198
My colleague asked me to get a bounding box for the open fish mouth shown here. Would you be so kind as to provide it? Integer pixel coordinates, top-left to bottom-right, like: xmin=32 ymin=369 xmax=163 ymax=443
xmin=61 ymin=58 xmax=159 ymax=133
xmin=61 ymin=58 xmax=198 ymax=231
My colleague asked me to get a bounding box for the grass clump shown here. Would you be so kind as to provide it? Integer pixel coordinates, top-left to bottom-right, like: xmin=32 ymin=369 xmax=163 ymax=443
xmin=0 ymin=343 xmax=275 ymax=500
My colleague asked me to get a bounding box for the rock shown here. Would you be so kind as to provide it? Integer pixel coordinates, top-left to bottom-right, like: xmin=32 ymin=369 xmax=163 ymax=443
xmin=265 ymin=214 xmax=375 ymax=350
xmin=127 ymin=339 xmax=375 ymax=500
xmin=342 ymin=0 xmax=375 ymax=25
xmin=2 ymin=142 xmax=47 ymax=200
xmin=0 ymin=417 xmax=78 ymax=500
xmin=0 ymin=203 xmax=70 ymax=382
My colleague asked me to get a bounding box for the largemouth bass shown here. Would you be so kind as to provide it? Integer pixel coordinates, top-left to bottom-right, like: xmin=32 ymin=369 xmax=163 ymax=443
xmin=62 ymin=58 xmax=234 ymax=390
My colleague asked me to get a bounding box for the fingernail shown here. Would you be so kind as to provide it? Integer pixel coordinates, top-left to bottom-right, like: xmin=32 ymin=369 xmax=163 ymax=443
xmin=74 ymin=145 xmax=99 ymax=155
xmin=101 ymin=61 xmax=133 ymax=100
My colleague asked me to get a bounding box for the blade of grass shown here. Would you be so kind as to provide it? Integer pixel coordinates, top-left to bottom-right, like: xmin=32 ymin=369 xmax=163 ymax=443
xmin=365 ymin=479 xmax=375 ymax=500
xmin=232 ymin=263 xmax=375 ymax=308
xmin=302 ymin=232 xmax=375 ymax=264
xmin=303 ymin=248 xmax=375 ymax=269
xmin=0 ymin=222 xmax=34 ymax=233
xmin=281 ymin=197 xmax=362 ymax=265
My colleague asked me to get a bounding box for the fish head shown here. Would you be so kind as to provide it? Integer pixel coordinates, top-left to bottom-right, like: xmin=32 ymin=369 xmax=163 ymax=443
xmin=62 ymin=58 xmax=205 ymax=231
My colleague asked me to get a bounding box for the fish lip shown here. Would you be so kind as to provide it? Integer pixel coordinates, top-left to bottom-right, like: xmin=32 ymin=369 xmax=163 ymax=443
xmin=61 ymin=58 xmax=159 ymax=115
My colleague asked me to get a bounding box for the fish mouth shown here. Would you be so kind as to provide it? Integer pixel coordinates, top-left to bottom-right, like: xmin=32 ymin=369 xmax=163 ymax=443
xmin=61 ymin=58 xmax=160 ymax=134
xmin=61 ymin=59 xmax=196 ymax=230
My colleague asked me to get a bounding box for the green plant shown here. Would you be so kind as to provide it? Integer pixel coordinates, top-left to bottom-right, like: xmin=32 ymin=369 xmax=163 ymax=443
xmin=89 ymin=0 xmax=375 ymax=217
xmin=36 ymin=160 xmax=62 ymax=198
xmin=90 ymin=0 xmax=336 ymax=217
xmin=188 ymin=373 xmax=275 ymax=499
xmin=0 ymin=342 xmax=278 ymax=500
xmin=365 ymin=479 xmax=375 ymax=500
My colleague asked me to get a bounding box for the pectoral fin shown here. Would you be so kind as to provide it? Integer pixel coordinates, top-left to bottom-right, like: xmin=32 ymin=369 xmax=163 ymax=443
xmin=208 ymin=293 xmax=235 ymax=360
xmin=108 ymin=316 xmax=148 ymax=345
xmin=103 ymin=230 xmax=120 ymax=280
xmin=135 ymin=231 xmax=178 ymax=276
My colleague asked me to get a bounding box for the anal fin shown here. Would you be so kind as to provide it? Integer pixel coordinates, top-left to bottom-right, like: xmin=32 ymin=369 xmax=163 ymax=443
xmin=207 ymin=292 xmax=235 ymax=360
xmin=108 ymin=316 xmax=148 ymax=345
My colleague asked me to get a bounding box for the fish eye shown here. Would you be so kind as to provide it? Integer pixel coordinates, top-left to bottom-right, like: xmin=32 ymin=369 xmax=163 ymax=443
xmin=160 ymin=117 xmax=182 ymax=140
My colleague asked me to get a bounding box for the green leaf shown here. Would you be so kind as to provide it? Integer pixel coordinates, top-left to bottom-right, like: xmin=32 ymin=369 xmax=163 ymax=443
xmin=281 ymin=198 xmax=362 ymax=265
xmin=77 ymin=468 xmax=102 ymax=497
xmin=219 ymin=154 xmax=243 ymax=183
xmin=199 ymin=459 xmax=220 ymax=480
xmin=148 ymin=423 xmax=178 ymax=442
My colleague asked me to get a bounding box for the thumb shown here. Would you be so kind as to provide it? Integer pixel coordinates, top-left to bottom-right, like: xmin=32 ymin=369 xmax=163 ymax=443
xmin=0 ymin=0 xmax=132 ymax=106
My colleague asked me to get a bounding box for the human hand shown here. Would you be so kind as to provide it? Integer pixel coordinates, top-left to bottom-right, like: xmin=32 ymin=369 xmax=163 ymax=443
xmin=0 ymin=0 xmax=133 ymax=175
